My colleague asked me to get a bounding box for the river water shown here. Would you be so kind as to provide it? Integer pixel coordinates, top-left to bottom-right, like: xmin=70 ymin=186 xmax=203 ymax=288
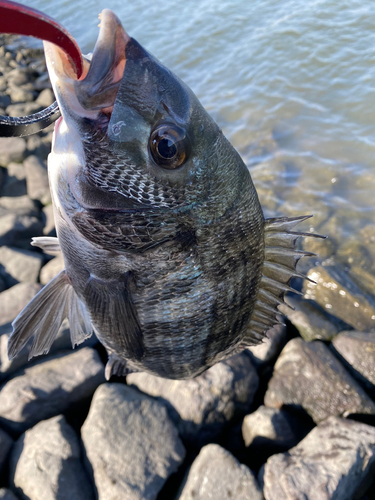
xmin=22 ymin=0 xmax=375 ymax=296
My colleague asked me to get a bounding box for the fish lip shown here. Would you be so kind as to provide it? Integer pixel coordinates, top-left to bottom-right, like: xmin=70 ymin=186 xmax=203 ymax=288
xmin=44 ymin=9 xmax=130 ymax=119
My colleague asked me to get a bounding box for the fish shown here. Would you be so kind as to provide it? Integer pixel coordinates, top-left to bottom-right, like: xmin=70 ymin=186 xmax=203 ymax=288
xmin=7 ymin=9 xmax=320 ymax=380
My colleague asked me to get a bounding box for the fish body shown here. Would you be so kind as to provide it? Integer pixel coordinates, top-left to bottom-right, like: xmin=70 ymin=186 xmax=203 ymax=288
xmin=8 ymin=10 xmax=315 ymax=379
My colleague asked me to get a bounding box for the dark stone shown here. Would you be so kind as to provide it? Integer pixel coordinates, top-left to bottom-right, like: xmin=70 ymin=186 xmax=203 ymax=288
xmin=0 ymin=283 xmax=42 ymax=327
xmin=9 ymin=415 xmax=95 ymax=500
xmin=264 ymin=338 xmax=375 ymax=424
xmin=177 ymin=444 xmax=263 ymax=500
xmin=0 ymin=246 xmax=44 ymax=287
xmin=304 ymin=265 xmax=375 ymax=331
xmin=262 ymin=417 xmax=375 ymax=500
xmin=0 ymin=213 xmax=43 ymax=248
xmin=81 ymin=383 xmax=186 ymax=500
xmin=128 ymin=353 xmax=259 ymax=445
xmin=0 ymin=162 xmax=26 ymax=198
xmin=0 ymin=348 xmax=105 ymax=435
xmin=0 ymin=427 xmax=13 ymax=474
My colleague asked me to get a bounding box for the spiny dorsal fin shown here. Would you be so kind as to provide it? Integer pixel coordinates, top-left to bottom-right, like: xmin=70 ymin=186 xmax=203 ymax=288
xmin=241 ymin=215 xmax=325 ymax=346
xmin=8 ymin=270 xmax=93 ymax=360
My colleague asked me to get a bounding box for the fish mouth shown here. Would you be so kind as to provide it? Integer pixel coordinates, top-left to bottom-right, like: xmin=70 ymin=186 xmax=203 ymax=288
xmin=44 ymin=9 xmax=130 ymax=121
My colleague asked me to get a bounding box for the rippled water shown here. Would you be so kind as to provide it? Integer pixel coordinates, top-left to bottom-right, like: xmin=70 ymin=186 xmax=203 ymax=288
xmin=22 ymin=0 xmax=375 ymax=287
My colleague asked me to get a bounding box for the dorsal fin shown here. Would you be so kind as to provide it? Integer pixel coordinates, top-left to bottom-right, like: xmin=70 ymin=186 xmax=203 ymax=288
xmin=241 ymin=215 xmax=325 ymax=346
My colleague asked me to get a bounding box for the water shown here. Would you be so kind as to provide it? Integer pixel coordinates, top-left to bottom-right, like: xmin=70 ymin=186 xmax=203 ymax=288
xmin=21 ymin=0 xmax=375 ymax=288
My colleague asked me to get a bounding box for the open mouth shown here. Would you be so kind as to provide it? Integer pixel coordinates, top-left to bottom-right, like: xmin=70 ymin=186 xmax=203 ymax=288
xmin=44 ymin=9 xmax=130 ymax=124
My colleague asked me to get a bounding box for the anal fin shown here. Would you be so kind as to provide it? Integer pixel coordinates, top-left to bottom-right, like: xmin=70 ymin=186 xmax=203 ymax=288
xmin=8 ymin=270 xmax=93 ymax=360
xmin=242 ymin=215 xmax=324 ymax=346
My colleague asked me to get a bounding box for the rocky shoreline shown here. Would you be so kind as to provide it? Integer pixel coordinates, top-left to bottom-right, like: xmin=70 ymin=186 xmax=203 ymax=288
xmin=0 ymin=36 xmax=375 ymax=500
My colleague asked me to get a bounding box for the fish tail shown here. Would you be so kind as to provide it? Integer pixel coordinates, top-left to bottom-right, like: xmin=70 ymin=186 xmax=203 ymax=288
xmin=242 ymin=215 xmax=325 ymax=346
xmin=8 ymin=269 xmax=92 ymax=360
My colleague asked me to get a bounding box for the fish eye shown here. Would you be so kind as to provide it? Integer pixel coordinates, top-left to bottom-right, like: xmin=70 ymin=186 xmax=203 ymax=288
xmin=149 ymin=124 xmax=191 ymax=169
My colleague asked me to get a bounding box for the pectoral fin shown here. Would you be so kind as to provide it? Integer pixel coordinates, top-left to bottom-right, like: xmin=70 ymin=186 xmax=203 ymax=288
xmin=31 ymin=236 xmax=61 ymax=254
xmin=8 ymin=270 xmax=92 ymax=360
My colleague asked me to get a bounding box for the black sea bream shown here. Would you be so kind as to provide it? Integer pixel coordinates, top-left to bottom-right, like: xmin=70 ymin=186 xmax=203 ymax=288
xmin=8 ymin=10 xmax=318 ymax=379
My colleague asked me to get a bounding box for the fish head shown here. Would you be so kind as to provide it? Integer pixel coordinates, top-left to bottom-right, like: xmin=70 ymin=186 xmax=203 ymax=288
xmin=44 ymin=9 xmax=236 ymax=220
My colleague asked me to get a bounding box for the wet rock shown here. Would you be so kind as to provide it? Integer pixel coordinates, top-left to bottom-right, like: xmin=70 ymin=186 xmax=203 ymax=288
xmin=41 ymin=204 xmax=56 ymax=236
xmin=242 ymin=406 xmax=299 ymax=455
xmin=0 ymin=489 xmax=19 ymax=500
xmin=0 ymin=246 xmax=43 ymax=287
xmin=246 ymin=323 xmax=287 ymax=369
xmin=40 ymin=254 xmax=64 ymax=285
xmin=23 ymin=155 xmax=50 ymax=205
xmin=0 ymin=348 xmax=104 ymax=435
xmin=81 ymin=383 xmax=185 ymax=500
xmin=0 ymin=213 xmax=43 ymax=248
xmin=332 ymin=331 xmax=375 ymax=396
xmin=9 ymin=415 xmax=94 ymax=500
xmin=0 ymin=427 xmax=13 ymax=474
xmin=279 ymin=295 xmax=342 ymax=342
xmin=0 ymin=282 xmax=42 ymax=327
xmin=262 ymin=416 xmax=375 ymax=500
xmin=128 ymin=353 xmax=259 ymax=445
xmin=304 ymin=264 xmax=375 ymax=331
xmin=177 ymin=444 xmax=263 ymax=500
xmin=0 ymin=138 xmax=26 ymax=166
xmin=264 ymin=338 xmax=375 ymax=424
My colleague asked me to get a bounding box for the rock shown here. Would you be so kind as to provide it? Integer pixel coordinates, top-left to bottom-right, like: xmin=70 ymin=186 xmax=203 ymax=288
xmin=0 ymin=138 xmax=27 ymax=166
xmin=242 ymin=406 xmax=299 ymax=456
xmin=35 ymin=88 xmax=54 ymax=107
xmin=178 ymin=444 xmax=263 ymax=500
xmin=279 ymin=295 xmax=343 ymax=342
xmin=264 ymin=338 xmax=375 ymax=424
xmin=0 ymin=489 xmax=19 ymax=500
xmin=6 ymin=68 xmax=29 ymax=86
xmin=0 ymin=283 xmax=42 ymax=327
xmin=0 ymin=348 xmax=104 ymax=435
xmin=7 ymin=85 xmax=35 ymax=104
xmin=9 ymin=415 xmax=94 ymax=500
xmin=0 ymin=94 xmax=11 ymax=108
xmin=304 ymin=264 xmax=375 ymax=331
xmin=0 ymin=427 xmax=13 ymax=474
xmin=81 ymin=383 xmax=185 ymax=500
xmin=262 ymin=416 xmax=375 ymax=500
xmin=246 ymin=323 xmax=287 ymax=369
xmin=0 ymin=213 xmax=43 ymax=248
xmin=332 ymin=331 xmax=375 ymax=396
xmin=128 ymin=353 xmax=259 ymax=445
xmin=1 ymin=162 xmax=26 ymax=197
xmin=0 ymin=195 xmax=40 ymax=217
xmin=41 ymin=204 xmax=56 ymax=236
xmin=40 ymin=254 xmax=64 ymax=285
xmin=0 ymin=246 xmax=44 ymax=287
xmin=26 ymin=135 xmax=51 ymax=161
xmin=23 ymin=155 xmax=50 ymax=205
xmin=6 ymin=102 xmax=44 ymax=118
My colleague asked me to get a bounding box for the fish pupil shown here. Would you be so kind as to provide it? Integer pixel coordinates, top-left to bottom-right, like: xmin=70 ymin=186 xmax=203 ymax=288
xmin=157 ymin=138 xmax=177 ymax=159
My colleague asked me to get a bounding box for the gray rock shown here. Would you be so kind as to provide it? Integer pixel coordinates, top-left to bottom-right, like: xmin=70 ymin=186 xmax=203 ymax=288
xmin=178 ymin=444 xmax=263 ymax=500
xmin=128 ymin=353 xmax=259 ymax=445
xmin=279 ymin=295 xmax=342 ymax=342
xmin=0 ymin=213 xmax=43 ymax=248
xmin=0 ymin=138 xmax=26 ymax=166
xmin=81 ymin=383 xmax=185 ymax=500
xmin=26 ymin=135 xmax=51 ymax=161
xmin=1 ymin=162 xmax=26 ymax=197
xmin=6 ymin=68 xmax=29 ymax=86
xmin=0 ymin=282 xmax=42 ymax=327
xmin=332 ymin=331 xmax=375 ymax=395
xmin=262 ymin=416 xmax=375 ymax=500
xmin=35 ymin=88 xmax=54 ymax=107
xmin=0 ymin=489 xmax=19 ymax=500
xmin=6 ymin=102 xmax=43 ymax=118
xmin=0 ymin=348 xmax=104 ymax=434
xmin=246 ymin=323 xmax=287 ymax=369
xmin=7 ymin=85 xmax=34 ymax=104
xmin=40 ymin=254 xmax=64 ymax=285
xmin=9 ymin=415 xmax=94 ymax=500
xmin=41 ymin=204 xmax=56 ymax=236
xmin=0 ymin=246 xmax=43 ymax=287
xmin=264 ymin=338 xmax=375 ymax=424
xmin=242 ymin=406 xmax=299 ymax=453
xmin=0 ymin=427 xmax=13 ymax=473
xmin=23 ymin=155 xmax=50 ymax=205
xmin=0 ymin=195 xmax=40 ymax=217
xmin=304 ymin=265 xmax=375 ymax=331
